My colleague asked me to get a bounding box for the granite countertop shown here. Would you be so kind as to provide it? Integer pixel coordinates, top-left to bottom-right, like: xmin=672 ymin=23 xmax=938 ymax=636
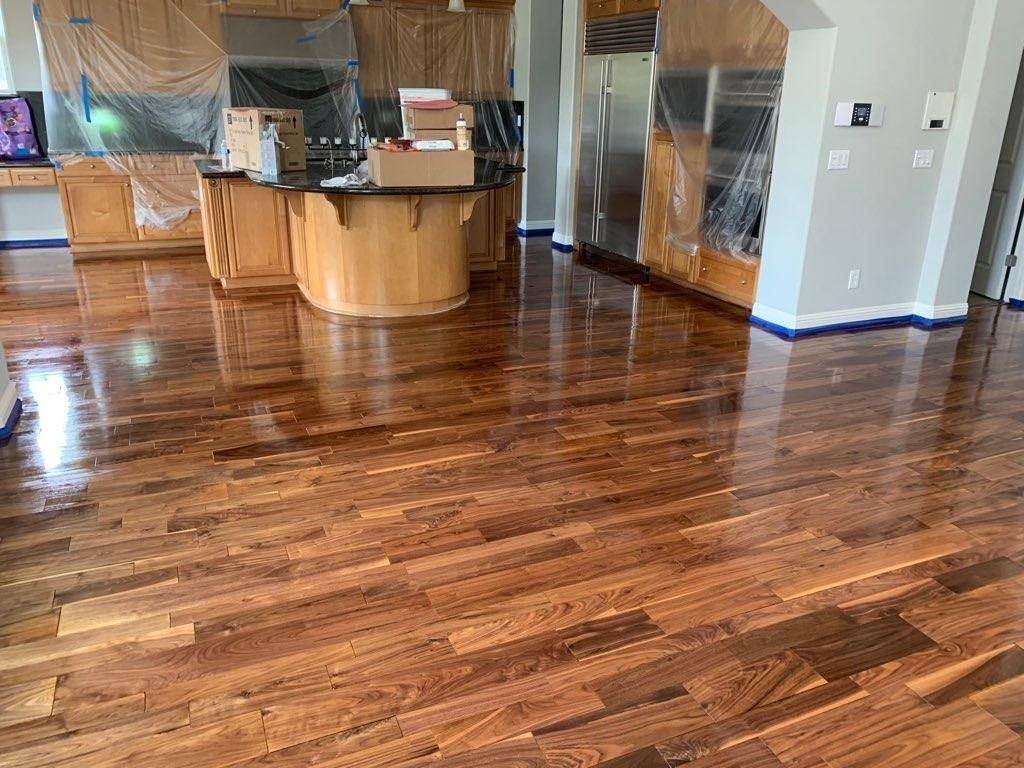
xmin=0 ymin=157 xmax=54 ymax=169
xmin=194 ymin=157 xmax=517 ymax=195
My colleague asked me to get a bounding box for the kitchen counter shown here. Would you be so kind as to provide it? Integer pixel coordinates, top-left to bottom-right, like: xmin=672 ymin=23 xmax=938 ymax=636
xmin=195 ymin=156 xmax=518 ymax=317
xmin=195 ymin=157 xmax=518 ymax=195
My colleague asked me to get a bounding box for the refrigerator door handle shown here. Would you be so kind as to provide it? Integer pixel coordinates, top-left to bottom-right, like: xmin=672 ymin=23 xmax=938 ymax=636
xmin=593 ymin=58 xmax=610 ymax=242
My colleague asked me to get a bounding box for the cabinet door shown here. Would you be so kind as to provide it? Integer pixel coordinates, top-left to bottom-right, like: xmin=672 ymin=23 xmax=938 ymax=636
xmin=60 ymin=178 xmax=138 ymax=244
xmin=640 ymin=134 xmax=673 ymax=272
xmin=287 ymin=0 xmax=341 ymax=19
xmin=222 ymin=0 xmax=288 ymax=18
xmin=223 ymin=180 xmax=291 ymax=278
xmin=391 ymin=4 xmax=433 ymax=88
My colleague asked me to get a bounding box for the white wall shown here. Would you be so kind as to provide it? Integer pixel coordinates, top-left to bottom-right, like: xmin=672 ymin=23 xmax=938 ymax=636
xmin=756 ymin=0 xmax=1024 ymax=330
xmin=514 ymin=0 xmax=564 ymax=233
xmin=552 ymin=0 xmax=583 ymax=248
xmin=0 ymin=0 xmax=67 ymax=244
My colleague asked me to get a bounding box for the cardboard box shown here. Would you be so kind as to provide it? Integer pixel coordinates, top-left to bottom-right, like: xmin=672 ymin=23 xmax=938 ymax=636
xmin=367 ymin=146 xmax=475 ymax=188
xmin=411 ymin=128 xmax=474 ymax=147
xmin=406 ymin=104 xmax=475 ymax=132
xmin=224 ymin=108 xmax=306 ymax=173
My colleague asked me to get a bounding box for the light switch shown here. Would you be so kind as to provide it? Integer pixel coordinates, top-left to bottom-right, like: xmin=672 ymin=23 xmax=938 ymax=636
xmin=828 ymin=150 xmax=850 ymax=170
xmin=913 ymin=149 xmax=935 ymax=169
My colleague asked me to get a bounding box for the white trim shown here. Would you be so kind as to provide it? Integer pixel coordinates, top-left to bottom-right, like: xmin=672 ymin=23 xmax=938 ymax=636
xmin=552 ymin=231 xmax=574 ymax=247
xmin=518 ymin=219 xmax=556 ymax=232
xmin=911 ymin=301 xmax=970 ymax=320
xmin=0 ymin=380 xmax=16 ymax=427
xmin=751 ymin=300 xmax=969 ymax=331
xmin=0 ymin=228 xmax=68 ymax=242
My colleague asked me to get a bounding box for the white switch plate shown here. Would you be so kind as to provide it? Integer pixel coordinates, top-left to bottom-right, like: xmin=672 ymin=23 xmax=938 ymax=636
xmin=848 ymin=270 xmax=861 ymax=290
xmin=913 ymin=149 xmax=935 ymax=169
xmin=828 ymin=150 xmax=850 ymax=170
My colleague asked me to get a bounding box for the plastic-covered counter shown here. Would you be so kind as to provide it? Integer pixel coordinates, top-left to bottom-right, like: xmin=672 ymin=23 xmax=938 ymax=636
xmin=195 ymin=158 xmax=517 ymax=318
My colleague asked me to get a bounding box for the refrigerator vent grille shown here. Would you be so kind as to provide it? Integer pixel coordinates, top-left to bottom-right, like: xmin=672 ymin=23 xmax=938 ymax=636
xmin=584 ymin=12 xmax=658 ymax=55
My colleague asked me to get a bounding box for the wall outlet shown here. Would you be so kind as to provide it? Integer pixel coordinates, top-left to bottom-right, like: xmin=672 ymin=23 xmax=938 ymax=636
xmin=913 ymin=149 xmax=935 ymax=169
xmin=848 ymin=269 xmax=861 ymax=290
xmin=828 ymin=150 xmax=851 ymax=170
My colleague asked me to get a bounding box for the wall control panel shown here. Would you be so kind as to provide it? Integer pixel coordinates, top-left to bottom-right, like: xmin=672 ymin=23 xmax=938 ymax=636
xmin=923 ymin=91 xmax=955 ymax=130
xmin=835 ymin=102 xmax=885 ymax=127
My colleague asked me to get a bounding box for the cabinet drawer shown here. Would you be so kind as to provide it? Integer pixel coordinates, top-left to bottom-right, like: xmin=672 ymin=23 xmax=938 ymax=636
xmin=11 ymin=167 xmax=57 ymax=187
xmin=694 ymin=251 xmax=758 ymax=306
xmin=0 ymin=170 xmax=11 ymax=187
xmin=139 ymin=210 xmax=204 ymax=241
xmin=126 ymin=154 xmax=179 ymax=174
xmin=57 ymin=157 xmax=124 ymax=177
xmin=619 ymin=0 xmax=659 ymax=13
xmin=587 ymin=0 xmax=620 ymax=19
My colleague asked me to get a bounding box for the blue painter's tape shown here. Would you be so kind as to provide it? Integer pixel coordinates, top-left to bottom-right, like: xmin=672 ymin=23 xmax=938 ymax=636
xmin=0 ymin=238 xmax=70 ymax=250
xmin=551 ymin=240 xmax=574 ymax=254
xmin=347 ymin=59 xmax=359 ymax=67
xmin=0 ymin=399 xmax=22 ymax=443
xmin=296 ymin=33 xmax=317 ymax=43
xmin=32 ymin=3 xmax=41 ymax=22
xmin=750 ymin=313 xmax=968 ymax=340
xmin=84 ymin=150 xmax=106 ymax=157
xmin=343 ymin=0 xmax=351 ymax=8
xmin=354 ymin=78 xmax=366 ymax=115
xmin=518 ymin=226 xmax=555 ymax=238
xmin=68 ymin=15 xmax=92 ymax=24
xmin=509 ymin=68 xmax=515 ymax=89
xmin=81 ymin=74 xmax=92 ymax=123
xmin=1009 ymin=298 xmax=1024 ymax=310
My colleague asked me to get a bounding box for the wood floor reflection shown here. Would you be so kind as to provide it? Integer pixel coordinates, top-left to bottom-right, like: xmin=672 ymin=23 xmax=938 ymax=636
xmin=1 ymin=241 xmax=1024 ymax=766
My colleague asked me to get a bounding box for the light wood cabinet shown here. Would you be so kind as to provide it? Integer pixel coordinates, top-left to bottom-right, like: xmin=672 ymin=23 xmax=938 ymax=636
xmin=10 ymin=168 xmax=58 ymax=187
xmin=222 ymin=0 xmax=287 ymax=17
xmin=223 ymin=179 xmax=292 ymax=279
xmin=287 ymin=0 xmax=341 ymax=19
xmin=587 ymin=0 xmax=620 ymax=19
xmin=639 ymin=130 xmax=758 ymax=308
xmin=58 ymin=178 xmax=138 ymax=244
xmin=0 ymin=171 xmax=11 ymax=188
xmin=619 ymin=0 xmax=659 ymax=13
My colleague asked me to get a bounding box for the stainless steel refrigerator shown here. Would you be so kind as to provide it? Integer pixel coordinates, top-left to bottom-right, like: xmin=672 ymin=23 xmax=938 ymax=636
xmin=575 ymin=12 xmax=659 ymax=263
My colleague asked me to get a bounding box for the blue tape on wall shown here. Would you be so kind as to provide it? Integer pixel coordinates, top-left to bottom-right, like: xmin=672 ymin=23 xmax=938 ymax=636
xmin=68 ymin=16 xmax=92 ymax=24
xmin=81 ymin=74 xmax=92 ymax=123
xmin=296 ymin=33 xmax=317 ymax=44
xmin=32 ymin=3 xmax=41 ymax=22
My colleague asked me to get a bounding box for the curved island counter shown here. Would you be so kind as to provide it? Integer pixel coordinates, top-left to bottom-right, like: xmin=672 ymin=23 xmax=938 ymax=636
xmin=195 ymin=159 xmax=518 ymax=318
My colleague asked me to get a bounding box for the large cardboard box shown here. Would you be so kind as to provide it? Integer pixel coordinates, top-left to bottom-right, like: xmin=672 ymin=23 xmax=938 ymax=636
xmin=406 ymin=104 xmax=475 ymax=132
xmin=367 ymin=146 xmax=475 ymax=188
xmin=224 ymin=108 xmax=306 ymax=173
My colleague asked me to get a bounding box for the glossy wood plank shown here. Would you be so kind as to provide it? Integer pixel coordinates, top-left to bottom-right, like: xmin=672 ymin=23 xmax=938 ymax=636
xmin=2 ymin=243 xmax=1024 ymax=766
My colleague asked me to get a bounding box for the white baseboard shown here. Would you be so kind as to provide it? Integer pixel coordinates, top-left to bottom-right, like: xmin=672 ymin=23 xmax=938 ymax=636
xmin=0 ymin=228 xmax=68 ymax=243
xmin=752 ymin=300 xmax=969 ymax=333
xmin=0 ymin=380 xmax=16 ymax=426
xmin=911 ymin=301 xmax=970 ymax=320
xmin=518 ymin=219 xmax=556 ymax=231
xmin=552 ymin=231 xmax=574 ymax=247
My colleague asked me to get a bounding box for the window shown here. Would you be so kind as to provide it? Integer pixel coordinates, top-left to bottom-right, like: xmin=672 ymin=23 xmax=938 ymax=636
xmin=0 ymin=7 xmax=14 ymax=94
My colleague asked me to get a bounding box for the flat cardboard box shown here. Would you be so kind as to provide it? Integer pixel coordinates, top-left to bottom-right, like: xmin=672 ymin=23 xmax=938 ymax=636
xmin=224 ymin=108 xmax=306 ymax=173
xmin=367 ymin=146 xmax=475 ymax=188
xmin=406 ymin=104 xmax=475 ymax=131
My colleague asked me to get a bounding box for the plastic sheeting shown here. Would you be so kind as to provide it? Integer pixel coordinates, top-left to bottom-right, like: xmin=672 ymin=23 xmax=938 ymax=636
xmin=34 ymin=0 xmax=517 ymax=231
xmin=655 ymin=0 xmax=787 ymax=262
xmin=349 ymin=1 xmax=520 ymax=165
xmin=34 ymin=2 xmax=358 ymax=229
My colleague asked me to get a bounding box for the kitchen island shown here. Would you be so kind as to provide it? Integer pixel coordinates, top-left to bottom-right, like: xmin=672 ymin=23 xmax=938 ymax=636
xmin=195 ymin=159 xmax=517 ymax=317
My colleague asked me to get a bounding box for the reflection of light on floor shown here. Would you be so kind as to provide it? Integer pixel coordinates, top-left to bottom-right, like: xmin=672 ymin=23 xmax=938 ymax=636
xmin=131 ymin=340 xmax=156 ymax=368
xmin=28 ymin=373 xmax=69 ymax=472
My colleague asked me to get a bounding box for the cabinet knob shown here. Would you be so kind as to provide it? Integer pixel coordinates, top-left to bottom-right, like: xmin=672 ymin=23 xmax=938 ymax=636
xmin=741 ymin=280 xmax=748 ymax=285
xmin=701 ymin=266 xmax=708 ymax=272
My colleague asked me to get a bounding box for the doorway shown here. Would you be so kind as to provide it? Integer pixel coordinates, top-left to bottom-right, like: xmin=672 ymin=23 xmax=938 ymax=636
xmin=972 ymin=50 xmax=1024 ymax=300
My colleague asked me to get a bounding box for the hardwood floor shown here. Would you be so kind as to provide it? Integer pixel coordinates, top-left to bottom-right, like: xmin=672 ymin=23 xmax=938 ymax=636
xmin=1 ymin=240 xmax=1024 ymax=766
